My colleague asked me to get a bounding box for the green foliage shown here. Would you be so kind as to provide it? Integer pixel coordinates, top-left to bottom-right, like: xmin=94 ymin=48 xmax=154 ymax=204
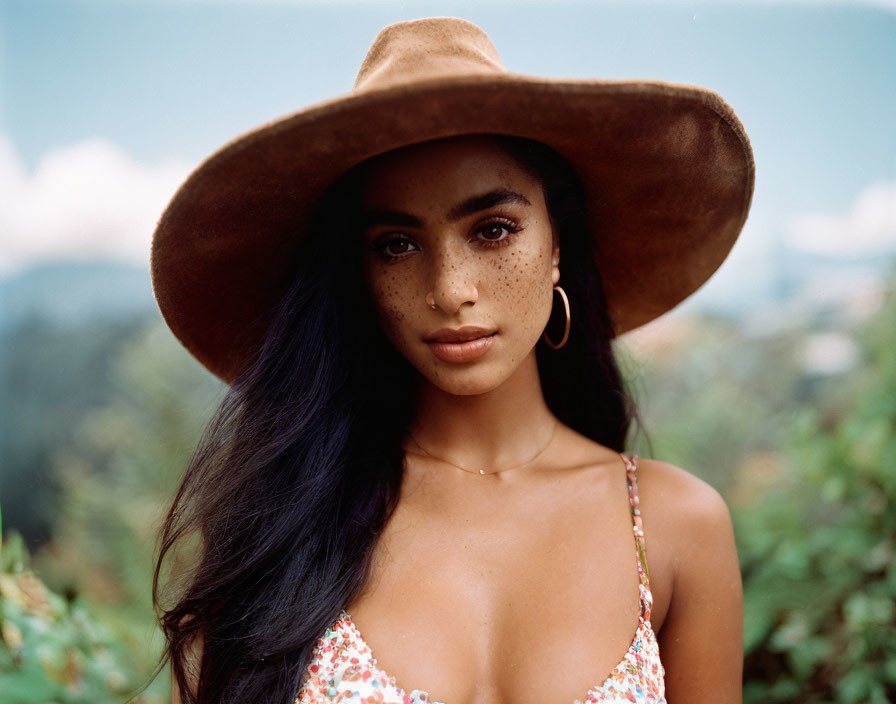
xmin=0 ymin=528 xmax=167 ymax=704
xmin=737 ymin=286 xmax=896 ymax=703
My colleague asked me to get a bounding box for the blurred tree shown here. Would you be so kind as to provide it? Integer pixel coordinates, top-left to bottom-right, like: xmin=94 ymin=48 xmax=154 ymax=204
xmin=0 ymin=315 xmax=146 ymax=548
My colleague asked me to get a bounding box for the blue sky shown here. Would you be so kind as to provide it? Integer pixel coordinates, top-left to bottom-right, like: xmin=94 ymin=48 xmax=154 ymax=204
xmin=1 ymin=0 xmax=895 ymax=311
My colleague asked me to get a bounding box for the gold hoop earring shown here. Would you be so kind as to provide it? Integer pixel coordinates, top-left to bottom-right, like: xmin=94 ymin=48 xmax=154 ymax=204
xmin=542 ymin=285 xmax=570 ymax=349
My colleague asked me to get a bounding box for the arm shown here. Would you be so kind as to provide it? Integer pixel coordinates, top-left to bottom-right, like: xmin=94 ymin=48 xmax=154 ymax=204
xmin=656 ymin=468 xmax=744 ymax=703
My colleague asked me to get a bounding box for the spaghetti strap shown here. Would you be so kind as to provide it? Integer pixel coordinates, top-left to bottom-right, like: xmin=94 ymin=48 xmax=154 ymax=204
xmin=621 ymin=453 xmax=654 ymax=624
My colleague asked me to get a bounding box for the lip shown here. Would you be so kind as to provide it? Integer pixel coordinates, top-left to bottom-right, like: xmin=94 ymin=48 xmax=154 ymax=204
xmin=426 ymin=331 xmax=497 ymax=363
xmin=425 ymin=326 xmax=497 ymax=343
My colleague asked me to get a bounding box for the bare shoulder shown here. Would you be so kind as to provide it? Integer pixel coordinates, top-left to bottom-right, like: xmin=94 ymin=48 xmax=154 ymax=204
xmin=633 ymin=457 xmax=732 ymax=530
xmin=557 ymin=429 xmax=731 ymax=529
xmin=556 ymin=428 xmax=736 ymax=579
xmin=631 ymin=457 xmax=739 ymax=611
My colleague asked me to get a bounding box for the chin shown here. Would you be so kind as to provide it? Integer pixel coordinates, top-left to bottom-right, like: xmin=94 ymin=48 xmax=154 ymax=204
xmin=428 ymin=377 xmax=505 ymax=397
xmin=411 ymin=360 xmax=506 ymax=396
xmin=434 ymin=354 xmax=534 ymax=396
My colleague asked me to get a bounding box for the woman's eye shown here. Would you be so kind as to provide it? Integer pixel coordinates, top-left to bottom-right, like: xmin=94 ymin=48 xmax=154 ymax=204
xmin=375 ymin=236 xmax=418 ymax=259
xmin=480 ymin=224 xmax=509 ymax=240
xmin=476 ymin=220 xmax=521 ymax=246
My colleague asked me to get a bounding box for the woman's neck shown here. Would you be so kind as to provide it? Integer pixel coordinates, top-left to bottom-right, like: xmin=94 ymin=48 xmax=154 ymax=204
xmin=406 ymin=351 xmax=557 ymax=474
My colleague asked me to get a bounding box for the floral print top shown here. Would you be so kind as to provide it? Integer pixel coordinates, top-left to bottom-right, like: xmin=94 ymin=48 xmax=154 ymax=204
xmin=295 ymin=453 xmax=666 ymax=704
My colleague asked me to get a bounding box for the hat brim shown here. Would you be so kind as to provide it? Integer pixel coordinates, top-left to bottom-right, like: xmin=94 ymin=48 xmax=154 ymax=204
xmin=151 ymin=73 xmax=755 ymax=383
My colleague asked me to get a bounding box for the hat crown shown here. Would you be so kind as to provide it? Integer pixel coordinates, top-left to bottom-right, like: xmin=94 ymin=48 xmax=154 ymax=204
xmin=354 ymin=17 xmax=507 ymax=93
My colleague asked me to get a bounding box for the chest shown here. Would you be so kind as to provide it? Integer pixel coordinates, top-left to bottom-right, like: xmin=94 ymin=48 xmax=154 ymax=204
xmin=299 ymin=471 xmax=670 ymax=704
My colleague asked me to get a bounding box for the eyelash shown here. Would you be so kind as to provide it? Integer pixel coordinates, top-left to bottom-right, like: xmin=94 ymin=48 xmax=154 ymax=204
xmin=371 ymin=218 xmax=523 ymax=262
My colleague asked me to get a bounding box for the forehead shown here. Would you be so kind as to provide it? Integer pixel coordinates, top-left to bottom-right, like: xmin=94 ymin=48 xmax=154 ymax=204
xmin=358 ymin=135 xmax=541 ymax=208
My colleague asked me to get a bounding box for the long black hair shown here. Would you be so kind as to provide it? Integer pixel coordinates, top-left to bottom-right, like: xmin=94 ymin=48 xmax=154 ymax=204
xmin=149 ymin=134 xmax=637 ymax=703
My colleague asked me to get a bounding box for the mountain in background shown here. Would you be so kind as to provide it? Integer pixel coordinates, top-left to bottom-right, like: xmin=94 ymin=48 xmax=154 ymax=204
xmin=0 ymin=259 xmax=158 ymax=334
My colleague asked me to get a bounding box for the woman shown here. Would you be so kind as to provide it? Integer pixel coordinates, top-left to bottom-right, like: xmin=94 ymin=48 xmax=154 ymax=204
xmin=150 ymin=17 xmax=753 ymax=704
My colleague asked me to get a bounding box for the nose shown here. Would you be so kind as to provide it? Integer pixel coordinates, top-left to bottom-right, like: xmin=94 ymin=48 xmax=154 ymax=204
xmin=427 ymin=241 xmax=479 ymax=313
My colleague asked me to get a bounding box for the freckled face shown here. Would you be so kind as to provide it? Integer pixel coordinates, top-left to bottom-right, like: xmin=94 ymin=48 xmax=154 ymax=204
xmin=358 ymin=135 xmax=561 ymax=395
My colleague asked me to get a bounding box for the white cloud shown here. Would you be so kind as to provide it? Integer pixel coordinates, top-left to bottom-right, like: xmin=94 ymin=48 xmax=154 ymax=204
xmin=785 ymin=180 xmax=896 ymax=257
xmin=0 ymin=134 xmax=191 ymax=274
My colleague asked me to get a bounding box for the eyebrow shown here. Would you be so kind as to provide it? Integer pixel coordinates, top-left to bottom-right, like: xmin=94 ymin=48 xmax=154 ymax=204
xmin=360 ymin=188 xmax=532 ymax=229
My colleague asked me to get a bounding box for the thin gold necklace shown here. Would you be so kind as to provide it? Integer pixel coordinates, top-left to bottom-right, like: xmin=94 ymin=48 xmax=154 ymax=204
xmin=406 ymin=419 xmax=558 ymax=476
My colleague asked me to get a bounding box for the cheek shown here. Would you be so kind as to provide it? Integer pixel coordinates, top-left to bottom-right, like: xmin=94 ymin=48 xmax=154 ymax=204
xmin=365 ymin=267 xmax=414 ymax=341
xmin=488 ymin=237 xmax=554 ymax=330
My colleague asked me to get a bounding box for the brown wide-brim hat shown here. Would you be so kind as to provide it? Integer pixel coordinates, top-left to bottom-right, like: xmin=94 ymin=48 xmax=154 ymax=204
xmin=151 ymin=16 xmax=755 ymax=384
